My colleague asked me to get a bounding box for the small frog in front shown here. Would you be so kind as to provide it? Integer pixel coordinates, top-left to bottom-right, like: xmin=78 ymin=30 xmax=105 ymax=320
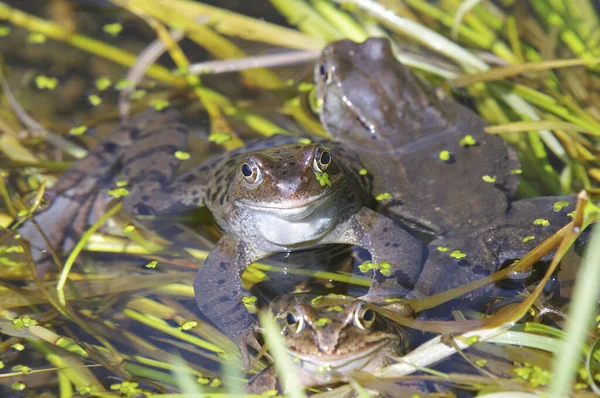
xmin=248 ymin=295 xmax=409 ymax=392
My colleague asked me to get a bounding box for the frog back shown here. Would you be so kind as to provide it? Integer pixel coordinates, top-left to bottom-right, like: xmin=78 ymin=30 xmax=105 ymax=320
xmin=318 ymin=38 xmax=520 ymax=234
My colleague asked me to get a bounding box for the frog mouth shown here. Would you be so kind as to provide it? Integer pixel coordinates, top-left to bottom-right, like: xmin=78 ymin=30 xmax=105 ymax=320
xmin=237 ymin=189 xmax=337 ymax=221
xmin=288 ymin=341 xmax=391 ymax=376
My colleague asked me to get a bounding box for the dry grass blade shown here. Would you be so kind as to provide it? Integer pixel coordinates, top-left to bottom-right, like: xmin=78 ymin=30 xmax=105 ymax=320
xmin=453 ymin=58 xmax=600 ymax=87
xmin=485 ymin=121 xmax=595 ymax=135
xmin=189 ymin=50 xmax=321 ymax=75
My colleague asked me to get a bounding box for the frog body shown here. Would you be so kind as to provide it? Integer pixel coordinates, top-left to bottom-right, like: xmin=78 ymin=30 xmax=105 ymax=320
xmin=247 ymin=295 xmax=408 ymax=392
xmin=121 ymin=131 xmax=425 ymax=367
xmin=14 ymin=109 xmax=187 ymax=272
xmin=316 ymin=38 xmax=520 ymax=234
xmin=316 ymin=38 xmax=582 ymax=301
xmin=408 ymin=195 xmax=578 ymax=300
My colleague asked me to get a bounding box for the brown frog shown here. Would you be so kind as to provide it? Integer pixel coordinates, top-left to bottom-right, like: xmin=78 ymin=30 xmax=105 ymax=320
xmin=247 ymin=295 xmax=409 ymax=392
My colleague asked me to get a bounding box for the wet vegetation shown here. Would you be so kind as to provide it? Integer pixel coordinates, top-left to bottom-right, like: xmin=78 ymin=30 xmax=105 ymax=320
xmin=0 ymin=0 xmax=600 ymax=397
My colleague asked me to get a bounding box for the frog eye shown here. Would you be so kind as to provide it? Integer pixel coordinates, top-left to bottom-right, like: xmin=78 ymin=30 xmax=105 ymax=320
xmin=319 ymin=64 xmax=326 ymax=76
xmin=24 ymin=191 xmax=55 ymax=214
xmin=285 ymin=307 xmax=305 ymax=334
xmin=241 ymin=161 xmax=261 ymax=183
xmin=318 ymin=63 xmax=333 ymax=84
xmin=313 ymin=148 xmax=331 ymax=173
xmin=353 ymin=302 xmax=376 ymax=330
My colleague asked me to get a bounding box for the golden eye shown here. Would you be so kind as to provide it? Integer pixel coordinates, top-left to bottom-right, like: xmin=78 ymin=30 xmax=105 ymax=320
xmin=24 ymin=191 xmax=55 ymax=214
xmin=285 ymin=307 xmax=305 ymax=335
xmin=241 ymin=161 xmax=261 ymax=183
xmin=313 ymin=148 xmax=331 ymax=173
xmin=353 ymin=302 xmax=376 ymax=330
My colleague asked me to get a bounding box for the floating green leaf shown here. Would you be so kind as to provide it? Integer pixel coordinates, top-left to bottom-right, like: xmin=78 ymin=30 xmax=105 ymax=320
xmin=439 ymin=150 xmax=451 ymax=161
xmin=88 ymin=94 xmax=102 ymax=106
xmin=315 ymin=171 xmax=332 ymax=187
xmin=69 ymin=125 xmax=88 ymax=136
xmin=129 ymin=89 xmax=147 ymax=100
xmin=107 ymin=188 xmax=129 ymax=198
xmin=450 ymin=250 xmax=466 ymax=259
xmin=151 ymin=98 xmax=170 ymax=111
xmin=0 ymin=26 xmax=11 ymax=37
xmin=175 ymin=151 xmax=190 ymax=160
xmin=27 ymin=32 xmax=46 ymax=43
xmin=376 ymin=192 xmax=392 ymax=200
xmin=313 ymin=318 xmax=329 ymax=327
xmin=553 ymin=200 xmax=570 ymax=212
xmin=95 ymin=77 xmax=112 ymax=91
xmin=209 ymin=132 xmax=232 ymax=144
xmin=460 ymin=135 xmax=477 ymax=146
xmin=103 ymin=22 xmax=123 ymax=36
xmin=35 ymin=76 xmax=58 ymax=90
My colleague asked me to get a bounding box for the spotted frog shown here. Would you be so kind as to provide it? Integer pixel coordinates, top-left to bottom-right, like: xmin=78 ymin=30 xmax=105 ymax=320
xmin=247 ymin=295 xmax=409 ymax=392
xmin=14 ymin=108 xmax=426 ymax=368
xmin=121 ymin=128 xmax=426 ymax=367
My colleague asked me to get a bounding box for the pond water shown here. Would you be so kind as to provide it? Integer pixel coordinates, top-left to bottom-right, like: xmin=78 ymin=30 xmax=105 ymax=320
xmin=0 ymin=1 xmax=598 ymax=397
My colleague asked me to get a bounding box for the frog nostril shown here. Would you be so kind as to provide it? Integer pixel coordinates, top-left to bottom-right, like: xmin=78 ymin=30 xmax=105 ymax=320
xmin=301 ymin=176 xmax=309 ymax=183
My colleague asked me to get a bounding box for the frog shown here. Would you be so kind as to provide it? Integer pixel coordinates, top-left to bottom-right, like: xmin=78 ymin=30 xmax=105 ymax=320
xmin=315 ymin=36 xmax=520 ymax=235
xmin=314 ymin=37 xmax=584 ymax=300
xmin=12 ymin=109 xmax=187 ymax=275
xmin=247 ymin=294 xmax=410 ymax=392
xmin=11 ymin=109 xmax=427 ymax=369
xmin=120 ymin=128 xmax=426 ymax=368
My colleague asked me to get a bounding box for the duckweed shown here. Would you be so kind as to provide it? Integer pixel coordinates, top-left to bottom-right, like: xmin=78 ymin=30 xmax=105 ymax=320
xmin=95 ymin=77 xmax=112 ymax=91
xmin=35 ymin=76 xmax=58 ymax=90
xmin=553 ymin=200 xmax=570 ymax=212
xmin=174 ymin=151 xmax=190 ymax=160
xmin=103 ymin=22 xmax=123 ymax=36
xmin=208 ymin=132 xmax=232 ymax=144
xmin=450 ymin=250 xmax=466 ymax=259
xmin=376 ymin=192 xmax=392 ymax=200
xmin=88 ymin=94 xmax=102 ymax=106
xmin=460 ymin=135 xmax=477 ymax=147
xmin=68 ymin=125 xmax=88 ymax=136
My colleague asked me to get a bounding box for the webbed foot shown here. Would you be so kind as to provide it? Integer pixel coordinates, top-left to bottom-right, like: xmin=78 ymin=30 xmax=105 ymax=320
xmin=232 ymin=323 xmax=263 ymax=370
xmin=325 ymin=206 xmax=426 ymax=297
xmin=193 ymin=236 xmax=269 ymax=371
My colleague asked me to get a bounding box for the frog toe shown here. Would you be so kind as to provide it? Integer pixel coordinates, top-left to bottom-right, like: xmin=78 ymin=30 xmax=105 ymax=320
xmin=233 ymin=325 xmax=264 ymax=371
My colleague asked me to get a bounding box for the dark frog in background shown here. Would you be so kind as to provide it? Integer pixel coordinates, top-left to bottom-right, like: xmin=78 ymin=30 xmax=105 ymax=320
xmin=315 ymin=37 xmax=581 ymax=300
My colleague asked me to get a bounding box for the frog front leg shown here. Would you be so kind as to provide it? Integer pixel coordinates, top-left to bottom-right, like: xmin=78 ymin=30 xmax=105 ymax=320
xmin=325 ymin=207 xmax=425 ymax=299
xmin=194 ymin=235 xmax=269 ymax=369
